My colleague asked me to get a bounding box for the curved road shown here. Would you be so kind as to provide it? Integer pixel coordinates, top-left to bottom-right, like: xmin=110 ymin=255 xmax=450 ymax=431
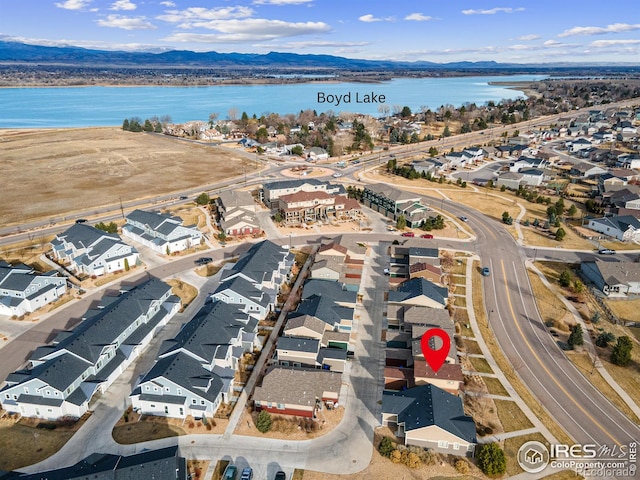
xmin=433 ymin=196 xmax=640 ymax=449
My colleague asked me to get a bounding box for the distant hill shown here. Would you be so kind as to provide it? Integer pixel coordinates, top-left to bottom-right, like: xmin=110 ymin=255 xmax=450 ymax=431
xmin=0 ymin=40 xmax=513 ymax=70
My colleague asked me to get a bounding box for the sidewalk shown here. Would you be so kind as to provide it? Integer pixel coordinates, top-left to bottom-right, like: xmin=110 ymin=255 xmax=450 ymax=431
xmin=463 ymin=255 xmax=559 ymax=445
xmin=527 ymin=260 xmax=640 ymax=421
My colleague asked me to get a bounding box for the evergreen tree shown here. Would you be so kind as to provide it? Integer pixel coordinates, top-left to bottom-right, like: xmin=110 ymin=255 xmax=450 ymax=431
xmin=555 ymin=227 xmax=566 ymax=241
xmin=378 ymin=437 xmax=395 ymax=458
xmin=559 ymin=270 xmax=572 ymax=288
xmin=611 ymin=336 xmax=633 ymax=366
xmin=256 ymin=410 xmax=272 ymax=433
xmin=568 ymin=324 xmax=584 ymax=348
xmin=476 ymin=443 xmax=506 ymax=476
xmin=124 ymin=258 xmax=130 ymax=271
xmin=396 ymin=215 xmax=407 ymax=230
xmin=122 ymin=118 xmax=130 ymax=131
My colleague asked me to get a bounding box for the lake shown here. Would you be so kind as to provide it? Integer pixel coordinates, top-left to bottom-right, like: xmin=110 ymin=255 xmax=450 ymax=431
xmin=0 ymin=74 xmax=546 ymax=128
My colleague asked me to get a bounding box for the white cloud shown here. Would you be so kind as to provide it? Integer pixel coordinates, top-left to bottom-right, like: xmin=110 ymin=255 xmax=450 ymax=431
xmin=97 ymin=14 xmax=157 ymax=30
xmin=558 ymin=23 xmax=640 ymax=37
xmin=358 ymin=14 xmax=394 ymax=23
xmin=159 ymin=1 xmax=175 ymax=6
xmin=162 ymin=19 xmax=330 ymax=42
xmin=253 ymin=40 xmax=368 ymax=49
xmin=462 ymin=7 xmax=525 ymax=15
xmin=110 ymin=0 xmax=136 ymax=11
xmin=0 ymin=34 xmax=170 ymax=51
xmin=591 ymin=39 xmax=640 ymax=47
xmin=253 ymin=0 xmax=313 ymax=4
xmin=517 ymin=34 xmax=540 ymax=41
xmin=157 ymin=6 xmax=254 ymax=24
xmin=54 ymin=0 xmax=92 ymax=10
xmin=405 ymin=13 xmax=432 ymax=22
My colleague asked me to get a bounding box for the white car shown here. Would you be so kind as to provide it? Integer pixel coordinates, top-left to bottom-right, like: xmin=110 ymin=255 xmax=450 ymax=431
xmin=332 ymin=173 xmax=343 ymax=178
xmin=459 ymin=215 xmax=469 ymax=222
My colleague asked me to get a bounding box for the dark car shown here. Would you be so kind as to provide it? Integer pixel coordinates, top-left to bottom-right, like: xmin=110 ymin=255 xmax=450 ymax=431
xmin=481 ymin=267 xmax=490 ymax=277
xmin=194 ymin=257 xmax=213 ymax=266
xmin=75 ymin=218 xmax=88 ymax=223
xmin=274 ymin=472 xmax=286 ymax=480
xmin=179 ymin=195 xmax=188 ymax=200
xmin=222 ymin=465 xmax=237 ymax=480
xmin=598 ymin=248 xmax=616 ymax=255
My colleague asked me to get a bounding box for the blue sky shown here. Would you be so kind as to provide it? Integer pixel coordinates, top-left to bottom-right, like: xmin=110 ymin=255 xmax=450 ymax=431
xmin=1 ymin=0 xmax=640 ymax=63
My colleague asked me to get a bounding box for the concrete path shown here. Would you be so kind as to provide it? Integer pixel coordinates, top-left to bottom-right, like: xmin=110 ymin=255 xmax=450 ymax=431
xmin=463 ymin=255 xmax=559 ymax=445
xmin=479 ymin=427 xmax=541 ymax=443
xmin=527 ymin=260 xmax=640 ymax=421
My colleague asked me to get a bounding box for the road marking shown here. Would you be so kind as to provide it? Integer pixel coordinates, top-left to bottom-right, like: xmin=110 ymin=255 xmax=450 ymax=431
xmin=499 ymin=260 xmax=622 ymax=445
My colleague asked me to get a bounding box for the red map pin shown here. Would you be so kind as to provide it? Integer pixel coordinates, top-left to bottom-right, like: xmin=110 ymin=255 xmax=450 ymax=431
xmin=420 ymin=328 xmax=451 ymax=373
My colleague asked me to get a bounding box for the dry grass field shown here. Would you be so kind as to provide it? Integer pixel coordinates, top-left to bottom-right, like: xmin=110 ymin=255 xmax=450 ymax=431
xmin=0 ymin=128 xmax=250 ymax=226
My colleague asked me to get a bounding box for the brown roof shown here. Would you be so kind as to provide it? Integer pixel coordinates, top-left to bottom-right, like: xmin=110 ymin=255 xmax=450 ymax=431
xmin=318 ymin=242 xmax=348 ymax=256
xmin=409 ymin=262 xmax=442 ymax=276
xmin=334 ymin=196 xmax=361 ymax=211
xmin=413 ymin=362 xmax=464 ymax=382
xmin=284 ymin=315 xmax=328 ymax=336
xmin=279 ymin=190 xmax=334 ymax=204
xmin=253 ymin=367 xmax=342 ymax=406
xmin=404 ymin=306 xmax=452 ymax=328
xmin=322 ymin=331 xmax=351 ymax=345
xmin=384 ymin=366 xmax=415 ymax=381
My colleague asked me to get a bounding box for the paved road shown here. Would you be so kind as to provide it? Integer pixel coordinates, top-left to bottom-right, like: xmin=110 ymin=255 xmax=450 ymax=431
xmin=428 ymin=196 xmax=640 ymax=450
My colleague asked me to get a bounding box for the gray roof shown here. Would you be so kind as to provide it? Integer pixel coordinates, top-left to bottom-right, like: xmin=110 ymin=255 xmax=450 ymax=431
xmin=253 ymin=367 xmax=341 ymax=407
xmin=382 ymin=384 xmax=476 ymax=442
xmin=213 ymin=276 xmax=271 ymax=308
xmin=263 ymin=178 xmax=329 ymax=191
xmin=317 ymin=348 xmax=347 ymax=363
xmin=408 ymin=247 xmax=439 ymax=259
xmin=277 ymin=336 xmax=320 ymax=354
xmin=364 ymin=183 xmax=422 ymax=203
xmin=55 ymin=223 xmax=120 ymax=250
xmin=159 ymin=300 xmax=253 ymax=363
xmin=590 ymin=215 xmax=640 ymax=232
xmin=51 ymin=279 xmax=171 ymax=364
xmin=28 ymin=353 xmax=92 ymax=392
xmin=388 ymin=278 xmax=448 ymax=306
xmin=302 ymin=279 xmax=357 ymax=304
xmin=292 ymin=294 xmax=353 ymax=327
xmin=593 ymin=259 xmax=640 ymax=286
xmin=140 ymin=351 xmax=224 ymax=405
xmin=221 ymin=240 xmax=292 ymax=285
xmin=2 ymin=446 xmax=186 ymax=480
xmin=217 ymin=190 xmax=255 ymax=210
xmin=126 ymin=209 xmax=182 ymax=232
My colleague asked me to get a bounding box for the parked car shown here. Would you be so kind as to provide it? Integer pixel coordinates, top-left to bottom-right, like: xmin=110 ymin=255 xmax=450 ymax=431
xmin=401 ymin=232 xmax=415 ymax=237
xmin=598 ymin=248 xmax=616 ymax=255
xmin=481 ymin=267 xmax=491 ymax=277
xmin=179 ymin=195 xmax=188 ymax=200
xmin=240 ymin=467 xmax=253 ymax=480
xmin=332 ymin=172 xmax=343 ymax=178
xmin=459 ymin=216 xmax=469 ymax=222
xmin=420 ymin=233 xmax=434 ymax=239
xmin=383 ymin=268 xmax=390 ymax=275
xmin=194 ymin=257 xmax=213 ymax=266
xmin=274 ymin=472 xmax=286 ymax=480
xmin=223 ymin=465 xmax=238 ymax=480
xmin=75 ymin=218 xmax=87 ymax=223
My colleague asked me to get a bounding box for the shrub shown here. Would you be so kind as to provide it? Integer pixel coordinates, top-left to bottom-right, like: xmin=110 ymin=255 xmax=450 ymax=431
xmin=188 ymin=421 xmax=195 ymax=429
xmin=404 ymin=452 xmax=421 ymax=468
xmin=390 ymin=450 xmax=402 ymax=464
xmin=206 ymin=423 xmax=212 ymax=431
xmin=455 ymin=459 xmax=470 ymax=474
xmin=611 ymin=336 xmax=633 ymax=366
xmin=476 ymin=443 xmax=506 ymax=476
xmin=256 ymin=410 xmax=272 ymax=433
xmin=378 ymin=436 xmax=395 ymax=458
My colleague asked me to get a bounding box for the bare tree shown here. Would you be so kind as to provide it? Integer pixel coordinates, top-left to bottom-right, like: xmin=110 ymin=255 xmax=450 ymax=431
xmin=227 ymin=108 xmax=239 ymax=121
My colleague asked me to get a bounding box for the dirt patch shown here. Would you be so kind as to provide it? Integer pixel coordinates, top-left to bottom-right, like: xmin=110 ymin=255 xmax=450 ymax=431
xmin=234 ymin=405 xmax=344 ymax=440
xmin=0 ymin=128 xmax=250 ymax=226
xmin=166 ymin=279 xmax=198 ymax=308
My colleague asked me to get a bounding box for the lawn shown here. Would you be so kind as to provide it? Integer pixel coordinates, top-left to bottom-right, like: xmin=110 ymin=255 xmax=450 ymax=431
xmin=112 ymin=420 xmax=185 ymax=444
xmin=453 ymin=295 xmax=467 ymax=308
xmin=504 ymin=432 xmax=548 ymax=476
xmin=483 ymin=377 xmax=509 ymax=397
xmin=0 ymin=127 xmax=250 ymax=226
xmin=461 ymin=339 xmax=483 ymax=355
xmin=468 ymin=356 xmax=493 ymax=374
xmin=565 ymin=351 xmax=640 ymax=424
xmin=526 ymin=269 xmax=571 ymax=330
xmin=541 ymin=471 xmax=585 ymax=480
xmin=0 ymin=415 xmax=89 ymax=471
xmin=494 ymin=399 xmax=534 ymax=432
xmin=166 ymin=279 xmax=198 ymax=308
xmin=471 ymin=261 xmax=573 ymax=446
xmin=521 ymin=224 xmax=593 ymax=250
xmin=604 ymin=298 xmax=640 ymax=323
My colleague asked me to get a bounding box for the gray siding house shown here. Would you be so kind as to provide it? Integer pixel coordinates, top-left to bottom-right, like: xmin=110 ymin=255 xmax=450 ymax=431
xmin=581 ymin=260 xmax=640 ymax=296
xmin=123 ymin=209 xmax=202 ymax=254
xmin=0 ymin=279 xmax=178 ymax=420
xmin=0 ymin=261 xmax=66 ymax=317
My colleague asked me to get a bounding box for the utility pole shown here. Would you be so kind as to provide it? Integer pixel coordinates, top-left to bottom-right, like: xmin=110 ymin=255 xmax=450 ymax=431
xmin=119 ymin=197 xmax=125 ymax=219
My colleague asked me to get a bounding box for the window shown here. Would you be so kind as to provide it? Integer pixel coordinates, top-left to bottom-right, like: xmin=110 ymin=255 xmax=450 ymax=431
xmin=145 ymin=386 xmax=150 ymax=391
xmin=153 ymin=386 xmax=159 ymax=392
xmin=5 ymin=394 xmax=9 ymax=399
xmin=45 ymin=390 xmax=50 ymax=396
xmin=164 ymin=406 xmax=169 ymax=414
xmin=453 ymin=443 xmax=460 ymax=450
xmin=277 ymin=403 xmax=285 ymax=410
xmin=24 ymin=387 xmax=29 ymax=394
xmin=201 ymin=400 xmax=205 ymax=405
xmin=150 ymin=404 xmax=155 ymax=408
xmin=165 ymin=387 xmax=170 ymax=392
xmin=438 ymin=441 xmax=449 ymax=448
xmin=177 ymin=388 xmax=182 ymax=395
xmin=179 ymin=407 xmax=184 ymax=416
xmin=192 ymin=399 xmax=197 ymax=404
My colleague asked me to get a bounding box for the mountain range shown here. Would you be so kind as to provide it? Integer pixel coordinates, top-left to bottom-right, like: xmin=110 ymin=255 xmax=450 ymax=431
xmin=1 ymin=40 xmax=639 ymax=71
xmin=0 ymin=40 xmax=515 ymax=70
